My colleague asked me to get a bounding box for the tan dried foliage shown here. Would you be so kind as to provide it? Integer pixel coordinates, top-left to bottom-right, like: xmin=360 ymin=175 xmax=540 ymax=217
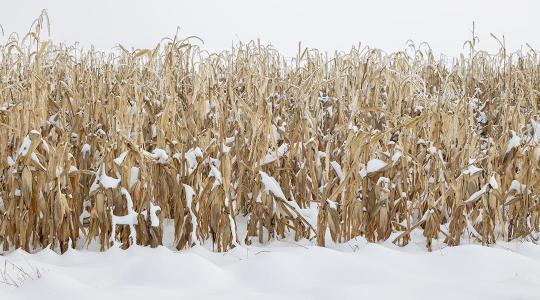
xmin=1 ymin=14 xmax=540 ymax=253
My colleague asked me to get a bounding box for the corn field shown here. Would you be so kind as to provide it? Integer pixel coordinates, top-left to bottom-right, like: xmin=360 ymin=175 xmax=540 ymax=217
xmin=1 ymin=13 xmax=540 ymax=254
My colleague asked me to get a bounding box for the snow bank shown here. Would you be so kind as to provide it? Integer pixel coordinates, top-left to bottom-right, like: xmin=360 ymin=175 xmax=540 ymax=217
xmin=2 ymin=235 xmax=540 ymax=300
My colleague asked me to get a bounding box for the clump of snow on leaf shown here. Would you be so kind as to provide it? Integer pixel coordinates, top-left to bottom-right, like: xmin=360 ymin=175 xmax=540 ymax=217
xmin=260 ymin=144 xmax=289 ymax=165
xmin=462 ymin=164 xmax=482 ymax=176
xmin=259 ymin=170 xmax=287 ymax=200
xmin=90 ymin=164 xmax=121 ymax=194
xmin=359 ymin=159 xmax=387 ymax=178
xmin=505 ymin=131 xmax=521 ymax=154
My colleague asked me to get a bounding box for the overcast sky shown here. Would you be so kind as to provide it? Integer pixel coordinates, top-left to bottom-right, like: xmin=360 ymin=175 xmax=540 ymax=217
xmin=0 ymin=0 xmax=538 ymax=57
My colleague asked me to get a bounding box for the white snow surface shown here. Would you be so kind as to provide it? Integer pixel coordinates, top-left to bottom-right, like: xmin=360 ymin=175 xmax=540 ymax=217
xmin=2 ymin=229 xmax=540 ymax=300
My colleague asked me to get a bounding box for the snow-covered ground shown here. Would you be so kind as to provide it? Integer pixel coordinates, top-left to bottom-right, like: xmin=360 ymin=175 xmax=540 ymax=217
xmin=2 ymin=228 xmax=540 ymax=300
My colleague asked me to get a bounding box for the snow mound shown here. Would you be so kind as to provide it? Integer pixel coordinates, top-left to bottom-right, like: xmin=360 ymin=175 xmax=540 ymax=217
xmin=2 ymin=238 xmax=540 ymax=300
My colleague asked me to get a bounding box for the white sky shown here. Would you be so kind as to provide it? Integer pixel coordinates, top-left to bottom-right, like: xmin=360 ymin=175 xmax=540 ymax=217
xmin=0 ymin=0 xmax=538 ymax=57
